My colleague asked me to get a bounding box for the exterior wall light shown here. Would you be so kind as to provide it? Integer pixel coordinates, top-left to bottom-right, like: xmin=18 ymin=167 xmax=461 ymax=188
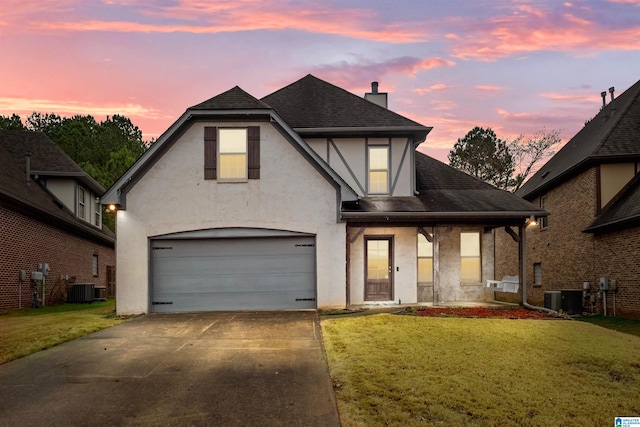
xmin=107 ymin=204 xmax=118 ymax=212
xmin=526 ymin=215 xmax=537 ymax=226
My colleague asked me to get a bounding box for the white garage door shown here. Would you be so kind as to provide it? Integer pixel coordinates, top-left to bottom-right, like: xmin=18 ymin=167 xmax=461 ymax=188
xmin=151 ymin=234 xmax=316 ymax=312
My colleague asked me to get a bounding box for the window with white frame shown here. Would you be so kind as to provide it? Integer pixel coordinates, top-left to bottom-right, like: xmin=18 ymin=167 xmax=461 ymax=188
xmin=460 ymin=231 xmax=481 ymax=283
xmin=218 ymin=128 xmax=248 ymax=180
xmin=94 ymin=200 xmax=101 ymax=227
xmin=368 ymin=146 xmax=389 ymax=194
xmin=534 ymin=262 xmax=542 ymax=285
xmin=540 ymin=195 xmax=548 ymax=229
xmin=92 ymin=254 xmax=99 ymax=276
xmin=417 ymin=233 xmax=433 ymax=283
xmin=78 ymin=186 xmax=86 ymax=220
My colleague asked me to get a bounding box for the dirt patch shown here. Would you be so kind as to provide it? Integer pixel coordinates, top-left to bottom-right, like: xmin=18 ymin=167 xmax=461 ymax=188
xmin=406 ymin=306 xmax=552 ymax=319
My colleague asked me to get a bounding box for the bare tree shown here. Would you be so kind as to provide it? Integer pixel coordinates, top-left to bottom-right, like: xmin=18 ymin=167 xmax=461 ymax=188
xmin=508 ymin=128 xmax=561 ymax=192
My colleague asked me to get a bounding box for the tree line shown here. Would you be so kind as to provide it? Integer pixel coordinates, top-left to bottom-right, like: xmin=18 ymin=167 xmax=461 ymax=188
xmin=448 ymin=126 xmax=561 ymax=192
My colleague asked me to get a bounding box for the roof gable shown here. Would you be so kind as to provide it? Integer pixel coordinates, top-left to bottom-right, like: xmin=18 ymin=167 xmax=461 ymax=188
xmin=585 ymin=174 xmax=640 ymax=233
xmin=260 ymin=75 xmax=431 ymax=138
xmin=0 ymin=130 xmax=105 ymax=194
xmin=190 ymin=86 xmax=271 ymax=110
xmin=518 ymin=78 xmax=640 ymax=199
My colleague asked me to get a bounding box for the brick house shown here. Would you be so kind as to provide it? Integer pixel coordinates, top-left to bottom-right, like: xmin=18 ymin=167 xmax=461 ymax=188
xmin=495 ymin=79 xmax=640 ymax=319
xmin=0 ymin=130 xmax=116 ymax=310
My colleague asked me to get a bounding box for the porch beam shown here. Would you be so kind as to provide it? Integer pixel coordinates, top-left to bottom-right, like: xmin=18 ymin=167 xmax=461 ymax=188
xmin=418 ymin=226 xmax=433 ymax=242
xmin=504 ymin=226 xmax=520 ymax=242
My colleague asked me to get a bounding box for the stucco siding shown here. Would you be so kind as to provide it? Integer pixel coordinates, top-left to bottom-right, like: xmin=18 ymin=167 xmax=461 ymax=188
xmin=116 ymin=121 xmax=345 ymax=314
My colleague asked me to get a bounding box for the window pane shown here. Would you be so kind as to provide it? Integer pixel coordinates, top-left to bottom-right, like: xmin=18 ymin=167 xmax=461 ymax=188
xmin=461 ymin=258 xmax=481 ymax=282
xmin=417 ymin=233 xmax=432 ymax=257
xmin=460 ymin=232 xmax=480 ymax=257
xmin=369 ymin=171 xmax=388 ymax=193
xmin=534 ymin=263 xmax=542 ymax=284
xmin=367 ymin=240 xmax=389 ymax=281
xmin=418 ymin=258 xmax=433 ymax=283
xmin=220 ymin=154 xmax=247 ymax=179
xmin=369 ymin=147 xmax=388 ymax=170
xmin=219 ymin=129 xmax=247 ymax=153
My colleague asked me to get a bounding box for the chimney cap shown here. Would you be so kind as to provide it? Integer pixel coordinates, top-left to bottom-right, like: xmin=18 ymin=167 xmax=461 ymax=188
xmin=371 ymin=81 xmax=379 ymax=93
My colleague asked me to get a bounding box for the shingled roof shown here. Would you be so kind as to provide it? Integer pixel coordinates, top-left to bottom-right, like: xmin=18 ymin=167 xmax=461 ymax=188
xmin=261 ymin=75 xmax=431 ymax=141
xmin=0 ymin=142 xmax=114 ymax=245
xmin=0 ymin=130 xmax=105 ymax=194
xmin=518 ymin=78 xmax=640 ymax=199
xmin=190 ymin=86 xmax=271 ymax=110
xmin=342 ymin=152 xmax=545 ymax=223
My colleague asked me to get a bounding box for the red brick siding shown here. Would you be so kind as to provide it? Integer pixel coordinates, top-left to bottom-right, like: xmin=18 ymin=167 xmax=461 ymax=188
xmin=495 ymin=167 xmax=640 ymax=318
xmin=0 ymin=206 xmax=115 ymax=310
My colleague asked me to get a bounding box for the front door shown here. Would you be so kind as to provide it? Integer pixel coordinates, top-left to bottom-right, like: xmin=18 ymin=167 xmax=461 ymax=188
xmin=365 ymin=237 xmax=393 ymax=301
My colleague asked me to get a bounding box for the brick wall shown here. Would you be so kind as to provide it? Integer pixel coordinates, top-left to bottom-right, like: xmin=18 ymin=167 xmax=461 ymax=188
xmin=495 ymin=167 xmax=640 ymax=319
xmin=0 ymin=206 xmax=115 ymax=310
xmin=594 ymin=227 xmax=640 ymax=319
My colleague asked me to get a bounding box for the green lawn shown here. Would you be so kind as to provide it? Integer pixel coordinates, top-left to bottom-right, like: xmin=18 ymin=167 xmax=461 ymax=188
xmin=0 ymin=300 xmax=127 ymax=365
xmin=321 ymin=314 xmax=640 ymax=427
xmin=578 ymin=315 xmax=640 ymax=337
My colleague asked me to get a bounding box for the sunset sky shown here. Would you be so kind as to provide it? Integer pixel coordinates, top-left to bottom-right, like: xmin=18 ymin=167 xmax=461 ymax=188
xmin=1 ymin=0 xmax=639 ymax=161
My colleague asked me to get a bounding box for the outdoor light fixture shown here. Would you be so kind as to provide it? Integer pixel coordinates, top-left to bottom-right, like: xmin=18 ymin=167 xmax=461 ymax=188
xmin=526 ymin=215 xmax=537 ymax=226
xmin=107 ymin=204 xmax=118 ymax=212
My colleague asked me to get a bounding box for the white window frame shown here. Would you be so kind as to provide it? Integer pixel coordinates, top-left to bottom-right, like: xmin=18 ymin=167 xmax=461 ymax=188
xmin=540 ymin=195 xmax=548 ymax=229
xmin=94 ymin=199 xmax=101 ymax=227
xmin=460 ymin=231 xmax=481 ymax=283
xmin=368 ymin=145 xmax=389 ymax=195
xmin=218 ymin=128 xmax=248 ymax=182
xmin=77 ymin=186 xmax=86 ymax=220
xmin=417 ymin=233 xmax=433 ymax=284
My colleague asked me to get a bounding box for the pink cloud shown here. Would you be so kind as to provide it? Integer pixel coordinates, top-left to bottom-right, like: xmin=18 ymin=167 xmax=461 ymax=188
xmin=450 ymin=6 xmax=640 ymax=61
xmin=476 ymin=85 xmax=502 ymax=92
xmin=540 ymin=92 xmax=603 ymax=105
xmin=309 ymin=57 xmax=455 ymax=90
xmin=413 ymin=84 xmax=448 ymax=95
xmin=0 ymin=97 xmax=168 ymax=119
xmin=24 ymin=1 xmax=429 ymax=43
xmin=610 ymin=0 xmax=640 ymax=4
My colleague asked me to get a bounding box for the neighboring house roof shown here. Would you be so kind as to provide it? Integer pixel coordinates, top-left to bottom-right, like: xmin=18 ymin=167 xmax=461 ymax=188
xmin=518 ymin=78 xmax=640 ymax=200
xmin=584 ymin=174 xmax=640 ymax=234
xmin=0 ymin=130 xmax=105 ymax=194
xmin=261 ymin=74 xmax=432 ymax=142
xmin=342 ymin=152 xmax=546 ymax=223
xmin=0 ymin=142 xmax=115 ymax=246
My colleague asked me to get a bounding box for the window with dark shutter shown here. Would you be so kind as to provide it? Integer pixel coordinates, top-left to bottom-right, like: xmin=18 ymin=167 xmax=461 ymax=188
xmin=247 ymin=126 xmax=260 ymax=179
xmin=204 ymin=126 xmax=217 ymax=180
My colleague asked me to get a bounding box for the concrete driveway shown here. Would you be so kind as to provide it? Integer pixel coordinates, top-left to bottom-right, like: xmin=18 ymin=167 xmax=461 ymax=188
xmin=0 ymin=311 xmax=340 ymax=426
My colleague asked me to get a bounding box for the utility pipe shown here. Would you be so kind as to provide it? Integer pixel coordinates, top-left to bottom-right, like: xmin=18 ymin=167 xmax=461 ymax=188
xmin=519 ymin=224 xmax=557 ymax=314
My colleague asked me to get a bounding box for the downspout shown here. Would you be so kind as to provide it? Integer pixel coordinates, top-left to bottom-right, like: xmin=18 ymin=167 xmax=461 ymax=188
xmin=520 ymin=224 xmax=557 ymax=314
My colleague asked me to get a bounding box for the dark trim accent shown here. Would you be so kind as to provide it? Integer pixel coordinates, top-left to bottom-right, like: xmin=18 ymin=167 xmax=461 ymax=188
xmin=330 ymin=138 xmax=366 ymax=194
xmin=204 ymin=126 xmax=217 ymax=180
xmin=247 ymin=126 xmax=260 ymax=179
xmin=391 ymin=137 xmax=410 ymax=195
xmin=596 ymin=165 xmax=601 ymax=214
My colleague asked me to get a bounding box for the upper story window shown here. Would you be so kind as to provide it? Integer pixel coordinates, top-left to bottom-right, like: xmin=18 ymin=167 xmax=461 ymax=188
xmin=460 ymin=231 xmax=481 ymax=283
xmin=219 ymin=128 xmax=248 ymax=181
xmin=368 ymin=146 xmax=389 ymax=194
xmin=204 ymin=126 xmax=260 ymax=181
xmin=540 ymin=195 xmax=548 ymax=229
xmin=94 ymin=200 xmax=101 ymax=227
xmin=77 ymin=186 xmax=86 ymax=220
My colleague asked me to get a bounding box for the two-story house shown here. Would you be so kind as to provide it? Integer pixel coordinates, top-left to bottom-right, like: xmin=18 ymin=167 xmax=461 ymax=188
xmin=0 ymin=130 xmax=115 ymax=309
xmin=102 ymin=75 xmax=544 ymax=314
xmin=495 ymin=78 xmax=640 ymax=319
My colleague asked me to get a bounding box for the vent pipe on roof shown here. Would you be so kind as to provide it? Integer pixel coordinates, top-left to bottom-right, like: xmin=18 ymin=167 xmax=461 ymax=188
xmin=371 ymin=81 xmax=379 ymax=93
xmin=609 ymin=86 xmax=615 ymax=102
xmin=601 ymin=91 xmax=607 ymax=109
xmin=609 ymin=87 xmax=616 ymax=116
xmin=26 ymin=151 xmax=31 ymax=187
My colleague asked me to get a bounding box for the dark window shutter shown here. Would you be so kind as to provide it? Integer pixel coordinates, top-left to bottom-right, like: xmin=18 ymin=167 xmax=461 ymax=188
xmin=247 ymin=126 xmax=260 ymax=179
xmin=204 ymin=127 xmax=217 ymax=180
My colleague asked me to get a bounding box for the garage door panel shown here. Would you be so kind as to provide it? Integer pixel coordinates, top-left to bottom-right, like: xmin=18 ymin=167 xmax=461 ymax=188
xmin=151 ymin=235 xmax=316 ymax=312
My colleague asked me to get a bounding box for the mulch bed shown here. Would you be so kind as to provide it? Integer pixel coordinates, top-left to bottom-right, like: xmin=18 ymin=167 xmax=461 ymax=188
xmin=412 ymin=306 xmax=551 ymax=319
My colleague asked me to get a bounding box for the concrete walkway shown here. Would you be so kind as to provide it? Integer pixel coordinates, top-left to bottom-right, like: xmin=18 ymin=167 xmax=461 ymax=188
xmin=0 ymin=311 xmax=340 ymax=426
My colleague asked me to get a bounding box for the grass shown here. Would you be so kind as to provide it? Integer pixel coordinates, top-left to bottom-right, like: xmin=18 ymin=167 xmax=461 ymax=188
xmin=578 ymin=315 xmax=640 ymax=337
xmin=0 ymin=299 xmax=127 ymax=365
xmin=321 ymin=314 xmax=640 ymax=427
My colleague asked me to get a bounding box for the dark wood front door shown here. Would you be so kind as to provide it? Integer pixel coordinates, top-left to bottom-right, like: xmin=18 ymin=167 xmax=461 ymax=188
xmin=365 ymin=237 xmax=393 ymax=301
